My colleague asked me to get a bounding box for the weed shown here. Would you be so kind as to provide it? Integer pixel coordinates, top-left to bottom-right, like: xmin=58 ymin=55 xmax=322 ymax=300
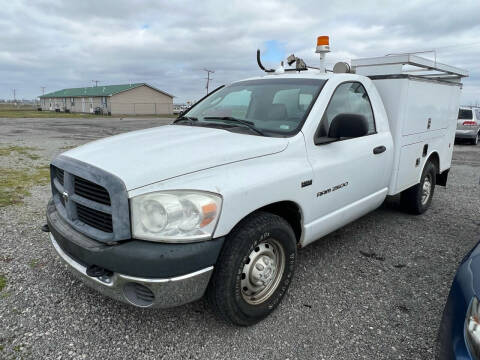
xmin=28 ymin=259 xmax=41 ymax=268
xmin=0 ymin=274 xmax=6 ymax=292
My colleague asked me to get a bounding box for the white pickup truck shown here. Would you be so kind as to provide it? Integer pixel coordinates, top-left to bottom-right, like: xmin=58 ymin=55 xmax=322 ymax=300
xmin=45 ymin=45 xmax=467 ymax=326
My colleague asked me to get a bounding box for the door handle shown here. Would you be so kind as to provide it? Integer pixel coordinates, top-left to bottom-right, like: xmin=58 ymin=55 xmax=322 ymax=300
xmin=373 ymin=145 xmax=386 ymax=155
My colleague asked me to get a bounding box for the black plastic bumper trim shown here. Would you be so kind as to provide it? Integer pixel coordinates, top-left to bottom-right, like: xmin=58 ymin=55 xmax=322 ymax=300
xmin=46 ymin=199 xmax=224 ymax=278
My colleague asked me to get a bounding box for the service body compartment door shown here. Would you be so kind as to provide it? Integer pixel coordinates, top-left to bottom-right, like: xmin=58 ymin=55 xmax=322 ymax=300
xmin=395 ymin=142 xmax=425 ymax=191
xmin=402 ymin=80 xmax=451 ymax=136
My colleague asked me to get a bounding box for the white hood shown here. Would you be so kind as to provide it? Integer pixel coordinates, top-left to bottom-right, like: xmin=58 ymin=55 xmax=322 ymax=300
xmin=64 ymin=124 xmax=288 ymax=190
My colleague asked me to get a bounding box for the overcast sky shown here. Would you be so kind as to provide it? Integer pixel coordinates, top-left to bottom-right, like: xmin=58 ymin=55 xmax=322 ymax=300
xmin=2 ymin=0 xmax=480 ymax=104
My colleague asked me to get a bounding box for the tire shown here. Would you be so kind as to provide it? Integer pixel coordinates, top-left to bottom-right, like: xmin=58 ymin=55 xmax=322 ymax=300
xmin=472 ymin=132 xmax=479 ymax=145
xmin=207 ymin=211 xmax=297 ymax=326
xmin=400 ymin=161 xmax=436 ymax=214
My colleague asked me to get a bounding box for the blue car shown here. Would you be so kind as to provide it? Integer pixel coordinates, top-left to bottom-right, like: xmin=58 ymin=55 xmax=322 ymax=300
xmin=438 ymin=240 xmax=480 ymax=359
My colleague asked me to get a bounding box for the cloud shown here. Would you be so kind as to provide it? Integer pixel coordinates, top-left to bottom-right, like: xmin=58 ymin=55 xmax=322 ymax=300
xmin=1 ymin=0 xmax=480 ymax=105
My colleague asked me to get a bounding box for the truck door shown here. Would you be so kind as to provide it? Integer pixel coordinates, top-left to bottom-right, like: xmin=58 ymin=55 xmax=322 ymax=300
xmin=303 ymin=81 xmax=392 ymax=244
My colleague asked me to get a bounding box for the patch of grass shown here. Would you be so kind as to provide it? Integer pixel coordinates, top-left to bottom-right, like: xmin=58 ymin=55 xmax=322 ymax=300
xmin=0 ymin=274 xmax=6 ymax=292
xmin=0 ymin=344 xmax=4 ymax=351
xmin=0 ymin=166 xmax=50 ymax=207
xmin=0 ymin=109 xmax=101 ymax=118
xmin=0 ymin=145 xmax=39 ymax=158
xmin=28 ymin=259 xmax=40 ymax=268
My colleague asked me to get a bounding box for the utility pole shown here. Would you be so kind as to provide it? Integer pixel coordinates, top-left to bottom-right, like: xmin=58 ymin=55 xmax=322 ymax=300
xmin=91 ymin=80 xmax=101 ymax=87
xmin=41 ymin=87 xmax=46 ymax=96
xmin=12 ymin=88 xmax=16 ymax=103
xmin=203 ymin=69 xmax=214 ymax=94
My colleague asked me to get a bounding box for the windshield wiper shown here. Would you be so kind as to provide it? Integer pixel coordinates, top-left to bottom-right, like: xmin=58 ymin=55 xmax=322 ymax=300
xmin=173 ymin=116 xmax=198 ymax=124
xmin=203 ymin=116 xmax=266 ymax=136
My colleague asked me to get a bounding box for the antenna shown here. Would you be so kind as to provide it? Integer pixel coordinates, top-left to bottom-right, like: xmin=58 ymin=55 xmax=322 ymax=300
xmin=203 ymin=68 xmax=214 ymax=94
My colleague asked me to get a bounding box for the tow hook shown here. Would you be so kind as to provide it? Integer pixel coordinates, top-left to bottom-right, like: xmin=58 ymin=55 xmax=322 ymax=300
xmin=86 ymin=265 xmax=113 ymax=279
xmin=41 ymin=224 xmax=50 ymax=233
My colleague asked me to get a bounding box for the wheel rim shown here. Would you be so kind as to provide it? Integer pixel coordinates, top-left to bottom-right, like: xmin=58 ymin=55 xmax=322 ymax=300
xmin=421 ymin=174 xmax=432 ymax=205
xmin=240 ymin=238 xmax=285 ymax=305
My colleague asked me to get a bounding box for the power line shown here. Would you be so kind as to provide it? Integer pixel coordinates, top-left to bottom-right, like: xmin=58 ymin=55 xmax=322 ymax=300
xmin=203 ymin=68 xmax=214 ymax=94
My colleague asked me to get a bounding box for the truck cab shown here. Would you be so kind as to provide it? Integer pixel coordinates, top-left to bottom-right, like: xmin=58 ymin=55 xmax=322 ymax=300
xmin=45 ymin=39 xmax=467 ymax=326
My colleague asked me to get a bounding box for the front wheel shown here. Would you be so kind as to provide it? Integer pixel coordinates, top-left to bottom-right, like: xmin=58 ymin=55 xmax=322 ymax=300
xmin=400 ymin=161 xmax=436 ymax=214
xmin=207 ymin=211 xmax=297 ymax=326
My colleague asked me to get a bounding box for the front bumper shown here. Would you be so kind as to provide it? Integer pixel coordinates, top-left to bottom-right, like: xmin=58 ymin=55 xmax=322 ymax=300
xmin=46 ymin=198 xmax=224 ymax=308
xmin=50 ymin=233 xmax=213 ymax=308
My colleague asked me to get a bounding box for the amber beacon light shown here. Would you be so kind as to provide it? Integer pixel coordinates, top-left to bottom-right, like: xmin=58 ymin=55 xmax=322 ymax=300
xmin=316 ymin=36 xmax=329 ymax=47
xmin=315 ymin=35 xmax=330 ymax=72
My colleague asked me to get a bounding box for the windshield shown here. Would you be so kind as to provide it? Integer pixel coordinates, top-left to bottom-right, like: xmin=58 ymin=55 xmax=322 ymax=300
xmin=182 ymin=78 xmax=326 ymax=136
xmin=458 ymin=109 xmax=473 ymax=120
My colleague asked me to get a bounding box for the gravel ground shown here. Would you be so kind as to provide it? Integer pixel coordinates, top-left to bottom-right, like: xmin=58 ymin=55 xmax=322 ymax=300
xmin=0 ymin=117 xmax=479 ymax=359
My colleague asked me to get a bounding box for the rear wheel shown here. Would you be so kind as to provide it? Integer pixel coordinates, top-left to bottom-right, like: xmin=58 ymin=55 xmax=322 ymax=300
xmin=400 ymin=161 xmax=436 ymax=214
xmin=207 ymin=211 xmax=297 ymax=326
xmin=472 ymin=132 xmax=479 ymax=145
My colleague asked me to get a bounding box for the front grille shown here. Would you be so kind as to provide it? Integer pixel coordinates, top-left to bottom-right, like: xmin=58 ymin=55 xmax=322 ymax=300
xmin=55 ymin=167 xmax=64 ymax=186
xmin=51 ymin=158 xmax=130 ymax=242
xmin=74 ymin=176 xmax=111 ymax=205
xmin=76 ymin=203 xmax=113 ymax=233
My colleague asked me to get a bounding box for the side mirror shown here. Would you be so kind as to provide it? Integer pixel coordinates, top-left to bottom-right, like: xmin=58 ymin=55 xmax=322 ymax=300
xmin=328 ymin=113 xmax=369 ymax=139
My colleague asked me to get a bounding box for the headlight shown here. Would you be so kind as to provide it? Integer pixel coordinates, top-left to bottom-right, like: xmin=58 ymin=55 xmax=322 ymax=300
xmin=466 ymin=297 xmax=480 ymax=359
xmin=130 ymin=190 xmax=222 ymax=243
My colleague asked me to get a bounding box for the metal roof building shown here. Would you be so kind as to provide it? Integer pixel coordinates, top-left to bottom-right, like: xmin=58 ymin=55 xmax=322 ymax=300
xmin=39 ymin=83 xmax=174 ymax=115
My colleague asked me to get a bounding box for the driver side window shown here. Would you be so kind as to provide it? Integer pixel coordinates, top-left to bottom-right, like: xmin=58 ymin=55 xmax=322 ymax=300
xmin=318 ymin=82 xmax=376 ymax=137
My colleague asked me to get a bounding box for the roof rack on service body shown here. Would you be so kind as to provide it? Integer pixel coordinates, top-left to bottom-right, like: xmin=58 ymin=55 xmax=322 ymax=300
xmin=351 ymin=53 xmax=468 ymax=84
